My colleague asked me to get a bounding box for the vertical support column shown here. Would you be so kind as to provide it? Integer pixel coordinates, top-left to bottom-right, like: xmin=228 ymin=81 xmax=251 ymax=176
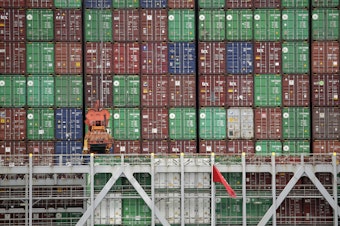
xmin=29 ymin=154 xmax=33 ymax=226
xmin=151 ymin=153 xmax=155 ymax=226
xmin=242 ymin=152 xmax=247 ymax=226
xmin=211 ymin=153 xmax=215 ymax=226
xmin=333 ymin=153 xmax=338 ymax=225
xmin=90 ymin=153 xmax=94 ymax=226
xmin=180 ymin=153 xmax=185 ymax=226
xmin=271 ymin=152 xmax=276 ymax=225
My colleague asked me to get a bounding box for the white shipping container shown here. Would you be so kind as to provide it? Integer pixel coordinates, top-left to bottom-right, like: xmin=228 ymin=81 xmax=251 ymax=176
xmin=227 ymin=107 xmax=254 ymax=139
xmin=92 ymin=193 xmax=122 ymax=225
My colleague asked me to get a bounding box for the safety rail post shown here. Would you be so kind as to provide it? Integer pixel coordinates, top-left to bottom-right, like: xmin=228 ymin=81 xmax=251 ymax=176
xmin=29 ymin=153 xmax=33 ymax=226
xmin=333 ymin=152 xmax=338 ymax=225
xmin=242 ymin=152 xmax=246 ymax=226
xmin=271 ymin=152 xmax=276 ymax=226
xmin=180 ymin=153 xmax=185 ymax=226
xmin=211 ymin=152 xmax=215 ymax=226
xmin=90 ymin=153 xmax=94 ymax=226
xmin=151 ymin=153 xmax=155 ymax=226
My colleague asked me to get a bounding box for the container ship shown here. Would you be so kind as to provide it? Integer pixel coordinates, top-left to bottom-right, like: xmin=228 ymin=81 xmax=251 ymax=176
xmin=0 ymin=0 xmax=340 ymax=225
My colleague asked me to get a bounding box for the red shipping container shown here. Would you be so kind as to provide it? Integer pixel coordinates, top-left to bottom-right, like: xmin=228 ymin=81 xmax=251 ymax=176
xmin=0 ymin=9 xmax=25 ymax=41
xmin=254 ymin=42 xmax=282 ymax=74
xmin=54 ymin=9 xmax=82 ymax=42
xmin=199 ymin=75 xmax=226 ymax=107
xmin=113 ymin=140 xmax=140 ymax=154
xmin=113 ymin=42 xmax=140 ymax=74
xmin=169 ymin=140 xmax=197 ymax=154
xmin=199 ymin=139 xmax=227 ymax=154
xmin=198 ymin=42 xmax=226 ymax=74
xmin=253 ymin=0 xmax=280 ymax=8
xmin=113 ymin=9 xmax=139 ymax=41
xmin=226 ymin=74 xmax=254 ymax=107
xmin=169 ymin=75 xmax=196 ymax=107
xmin=0 ymin=141 xmax=26 ymax=166
xmin=141 ymin=140 xmax=169 ymax=154
xmin=168 ymin=0 xmax=195 ymax=8
xmin=303 ymin=198 xmax=333 ymax=223
xmin=313 ymin=140 xmax=340 ymax=154
xmin=27 ymin=141 xmax=54 ymax=166
xmin=55 ymin=42 xmax=82 ymax=75
xmin=141 ymin=74 xmax=169 ymax=107
xmin=140 ymin=42 xmax=168 ymax=74
xmin=282 ymin=74 xmax=310 ymax=107
xmin=312 ymin=74 xmax=340 ymax=106
xmin=26 ymin=0 xmax=53 ymax=8
xmin=226 ymin=140 xmax=255 ymax=154
xmin=246 ymin=172 xmax=271 ymax=190
xmin=85 ymin=74 xmax=113 ymax=108
xmin=0 ymin=0 xmax=25 ymax=7
xmin=312 ymin=107 xmax=340 ymax=140
xmin=140 ymin=9 xmax=168 ymax=41
xmin=312 ymin=41 xmax=339 ymax=74
xmin=0 ymin=108 xmax=26 ymax=140
xmin=277 ymin=198 xmax=304 ymax=225
xmin=141 ymin=108 xmax=168 ymax=140
xmin=85 ymin=42 xmax=112 ymax=75
xmin=0 ymin=42 xmax=26 ymax=74
xmin=225 ymin=0 xmax=253 ymax=8
xmin=255 ymin=108 xmax=282 ymax=139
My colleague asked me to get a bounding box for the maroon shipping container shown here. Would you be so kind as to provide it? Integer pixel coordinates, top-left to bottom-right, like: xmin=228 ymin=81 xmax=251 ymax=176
xmin=169 ymin=75 xmax=196 ymax=107
xmin=312 ymin=107 xmax=340 ymax=140
xmin=246 ymin=172 xmax=271 ymax=190
xmin=226 ymin=74 xmax=254 ymax=107
xmin=199 ymin=75 xmax=226 ymax=107
xmin=0 ymin=9 xmax=25 ymax=41
xmin=0 ymin=0 xmax=25 ymax=7
xmin=85 ymin=42 xmax=112 ymax=75
xmin=113 ymin=42 xmax=140 ymax=74
xmin=55 ymin=42 xmax=82 ymax=75
xmin=253 ymin=0 xmax=280 ymax=8
xmin=141 ymin=140 xmax=169 ymax=154
xmin=140 ymin=42 xmax=168 ymax=74
xmin=140 ymin=9 xmax=168 ymax=41
xmin=312 ymin=41 xmax=339 ymax=74
xmin=312 ymin=74 xmax=340 ymax=106
xmin=303 ymin=198 xmax=333 ymax=223
xmin=198 ymin=42 xmax=226 ymax=74
xmin=226 ymin=140 xmax=255 ymax=154
xmin=113 ymin=140 xmax=140 ymax=154
xmin=0 ymin=108 xmax=26 ymax=140
xmin=26 ymin=0 xmax=53 ymax=8
xmin=0 ymin=141 xmax=26 ymax=166
xmin=255 ymin=107 xmax=282 ymax=139
xmin=54 ymin=9 xmax=82 ymax=42
xmin=277 ymin=198 xmax=304 ymax=225
xmin=168 ymin=0 xmax=195 ymax=8
xmin=141 ymin=74 xmax=169 ymax=107
xmin=27 ymin=141 xmax=54 ymax=166
xmin=254 ymin=42 xmax=282 ymax=74
xmin=225 ymin=0 xmax=253 ymax=8
xmin=0 ymin=42 xmax=26 ymax=74
xmin=169 ymin=140 xmax=197 ymax=154
xmin=141 ymin=108 xmax=168 ymax=140
xmin=113 ymin=9 xmax=139 ymax=41
xmin=282 ymin=74 xmax=310 ymax=107
xmin=85 ymin=74 xmax=113 ymax=108
xmin=199 ymin=139 xmax=227 ymax=154
xmin=313 ymin=140 xmax=340 ymax=154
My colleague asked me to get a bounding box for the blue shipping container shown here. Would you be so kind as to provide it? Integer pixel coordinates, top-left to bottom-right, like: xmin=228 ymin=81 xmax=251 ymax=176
xmin=84 ymin=0 xmax=112 ymax=8
xmin=55 ymin=141 xmax=83 ymax=165
xmin=140 ymin=0 xmax=167 ymax=8
xmin=226 ymin=42 xmax=253 ymax=74
xmin=168 ymin=42 xmax=196 ymax=74
xmin=55 ymin=108 xmax=83 ymax=140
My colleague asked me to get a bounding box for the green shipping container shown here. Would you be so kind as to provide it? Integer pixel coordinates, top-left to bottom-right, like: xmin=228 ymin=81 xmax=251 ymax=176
xmin=26 ymin=42 xmax=54 ymax=74
xmin=282 ymin=9 xmax=309 ymax=41
xmin=254 ymin=9 xmax=281 ymax=41
xmin=254 ymin=74 xmax=282 ymax=107
xmin=27 ymin=108 xmax=55 ymax=140
xmin=113 ymin=75 xmax=140 ymax=107
xmin=255 ymin=140 xmax=282 ymax=156
xmin=27 ymin=75 xmax=54 ymax=107
xmin=88 ymin=173 xmax=122 ymax=192
xmin=282 ymin=140 xmax=310 ymax=156
xmin=113 ymin=108 xmax=140 ymax=140
xmin=216 ymin=198 xmax=242 ymax=225
xmin=169 ymin=108 xmax=196 ymax=140
xmin=54 ymin=0 xmax=82 ymax=8
xmin=226 ymin=9 xmax=253 ymax=41
xmin=198 ymin=0 xmax=225 ymax=8
xmin=312 ymin=0 xmax=339 ymax=7
xmin=168 ymin=10 xmax=195 ymax=42
xmin=282 ymin=0 xmax=310 ymax=8
xmin=55 ymin=212 xmax=82 ymax=225
xmin=246 ymin=198 xmax=272 ymax=225
xmin=0 ymin=75 xmax=26 ymax=107
xmin=26 ymin=9 xmax=54 ymax=41
xmin=55 ymin=75 xmax=83 ymax=107
xmin=113 ymin=0 xmax=139 ymax=8
xmin=312 ymin=9 xmax=339 ymax=40
xmin=199 ymin=107 xmax=226 ymax=140
xmin=85 ymin=9 xmax=112 ymax=42
xmin=122 ymin=198 xmax=151 ymax=226
xmin=282 ymin=107 xmax=310 ymax=139
xmin=282 ymin=42 xmax=309 ymax=74
xmin=199 ymin=9 xmax=226 ymax=41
